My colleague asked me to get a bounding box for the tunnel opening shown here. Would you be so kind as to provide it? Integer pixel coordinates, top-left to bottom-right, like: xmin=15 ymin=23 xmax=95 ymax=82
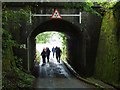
xmin=27 ymin=19 xmax=88 ymax=77
xmin=35 ymin=31 xmax=68 ymax=64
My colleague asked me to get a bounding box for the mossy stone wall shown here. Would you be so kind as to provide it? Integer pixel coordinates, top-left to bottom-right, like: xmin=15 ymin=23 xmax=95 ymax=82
xmin=2 ymin=46 xmax=15 ymax=72
xmin=95 ymin=10 xmax=120 ymax=87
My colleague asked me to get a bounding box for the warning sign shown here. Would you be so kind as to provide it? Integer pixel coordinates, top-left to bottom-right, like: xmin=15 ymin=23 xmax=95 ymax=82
xmin=51 ymin=9 xmax=62 ymax=19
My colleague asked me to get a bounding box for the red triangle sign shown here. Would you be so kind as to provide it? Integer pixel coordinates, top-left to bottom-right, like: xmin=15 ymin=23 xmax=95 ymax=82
xmin=51 ymin=9 xmax=62 ymax=19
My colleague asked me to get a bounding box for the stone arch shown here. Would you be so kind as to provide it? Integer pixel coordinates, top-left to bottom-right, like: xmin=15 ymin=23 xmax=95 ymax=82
xmin=27 ymin=19 xmax=83 ymax=73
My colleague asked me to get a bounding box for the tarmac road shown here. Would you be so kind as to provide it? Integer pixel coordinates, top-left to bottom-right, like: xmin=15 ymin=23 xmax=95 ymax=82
xmin=32 ymin=57 xmax=99 ymax=90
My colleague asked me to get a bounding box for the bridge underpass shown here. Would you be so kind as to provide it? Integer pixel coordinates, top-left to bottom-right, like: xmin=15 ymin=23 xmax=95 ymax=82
xmin=3 ymin=2 xmax=101 ymax=78
xmin=28 ymin=19 xmax=84 ymax=73
xmin=2 ymin=2 xmax=120 ymax=89
xmin=26 ymin=7 xmax=101 ymax=78
xmin=27 ymin=19 xmax=100 ymax=89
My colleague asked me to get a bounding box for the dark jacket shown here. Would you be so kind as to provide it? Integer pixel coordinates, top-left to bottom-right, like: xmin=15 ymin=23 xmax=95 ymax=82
xmin=41 ymin=50 xmax=46 ymax=57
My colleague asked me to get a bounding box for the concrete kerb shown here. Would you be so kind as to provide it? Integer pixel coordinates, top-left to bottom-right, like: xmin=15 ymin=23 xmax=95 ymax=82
xmin=63 ymin=61 xmax=118 ymax=90
xmin=62 ymin=61 xmax=105 ymax=89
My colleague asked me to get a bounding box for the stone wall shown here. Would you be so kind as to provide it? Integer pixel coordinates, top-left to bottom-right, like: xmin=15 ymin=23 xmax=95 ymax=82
xmin=95 ymin=9 xmax=120 ymax=88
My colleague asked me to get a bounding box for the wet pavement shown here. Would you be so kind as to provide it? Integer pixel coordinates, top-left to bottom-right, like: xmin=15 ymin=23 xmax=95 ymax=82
xmin=32 ymin=58 xmax=98 ymax=89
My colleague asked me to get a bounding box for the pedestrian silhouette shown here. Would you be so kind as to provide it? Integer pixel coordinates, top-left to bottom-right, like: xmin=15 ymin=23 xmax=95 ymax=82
xmin=55 ymin=46 xmax=62 ymax=63
xmin=46 ymin=47 xmax=51 ymax=63
xmin=41 ymin=48 xmax=46 ymax=65
xmin=52 ymin=47 xmax=55 ymax=58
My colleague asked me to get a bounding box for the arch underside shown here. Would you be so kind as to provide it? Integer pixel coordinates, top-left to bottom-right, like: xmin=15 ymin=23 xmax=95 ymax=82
xmin=28 ymin=19 xmax=86 ymax=76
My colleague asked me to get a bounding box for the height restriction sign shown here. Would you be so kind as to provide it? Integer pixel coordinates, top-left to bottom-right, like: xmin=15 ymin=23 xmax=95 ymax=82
xmin=51 ymin=9 xmax=62 ymax=19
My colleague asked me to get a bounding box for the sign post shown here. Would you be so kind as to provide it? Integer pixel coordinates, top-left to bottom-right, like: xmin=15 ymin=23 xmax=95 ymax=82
xmin=51 ymin=9 xmax=62 ymax=19
xmin=30 ymin=9 xmax=81 ymax=23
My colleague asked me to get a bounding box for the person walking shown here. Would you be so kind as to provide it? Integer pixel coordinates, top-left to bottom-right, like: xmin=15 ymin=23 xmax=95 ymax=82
xmin=41 ymin=48 xmax=46 ymax=65
xmin=52 ymin=47 xmax=55 ymax=58
xmin=55 ymin=46 xmax=62 ymax=63
xmin=46 ymin=47 xmax=51 ymax=63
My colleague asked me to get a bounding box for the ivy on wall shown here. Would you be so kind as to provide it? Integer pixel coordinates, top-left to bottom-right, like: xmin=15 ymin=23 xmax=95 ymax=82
xmin=2 ymin=6 xmax=35 ymax=89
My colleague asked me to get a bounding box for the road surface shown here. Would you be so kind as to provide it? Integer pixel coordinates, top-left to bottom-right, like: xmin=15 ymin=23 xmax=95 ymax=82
xmin=32 ymin=57 xmax=98 ymax=89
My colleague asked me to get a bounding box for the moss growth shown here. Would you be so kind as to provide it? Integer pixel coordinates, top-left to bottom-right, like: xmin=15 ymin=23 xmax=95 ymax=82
xmin=2 ymin=45 xmax=35 ymax=89
xmin=2 ymin=30 xmax=35 ymax=89
xmin=36 ymin=50 xmax=40 ymax=64
xmin=2 ymin=48 xmax=35 ymax=89
xmin=95 ymin=10 xmax=120 ymax=88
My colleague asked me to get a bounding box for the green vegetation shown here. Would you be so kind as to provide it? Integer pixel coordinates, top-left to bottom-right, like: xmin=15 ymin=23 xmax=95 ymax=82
xmin=2 ymin=7 xmax=30 ymax=26
xmin=2 ymin=6 xmax=31 ymax=43
xmin=2 ymin=29 xmax=35 ymax=89
xmin=65 ymin=1 xmax=117 ymax=17
xmin=95 ymin=10 xmax=120 ymax=88
xmin=36 ymin=32 xmax=67 ymax=61
xmin=36 ymin=32 xmax=51 ymax=44
xmin=2 ymin=6 xmax=35 ymax=89
xmin=36 ymin=50 xmax=41 ymax=64
xmin=58 ymin=33 xmax=68 ymax=61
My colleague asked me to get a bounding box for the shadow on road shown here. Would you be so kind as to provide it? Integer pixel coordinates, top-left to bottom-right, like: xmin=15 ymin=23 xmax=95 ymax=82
xmin=32 ymin=58 xmax=98 ymax=89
